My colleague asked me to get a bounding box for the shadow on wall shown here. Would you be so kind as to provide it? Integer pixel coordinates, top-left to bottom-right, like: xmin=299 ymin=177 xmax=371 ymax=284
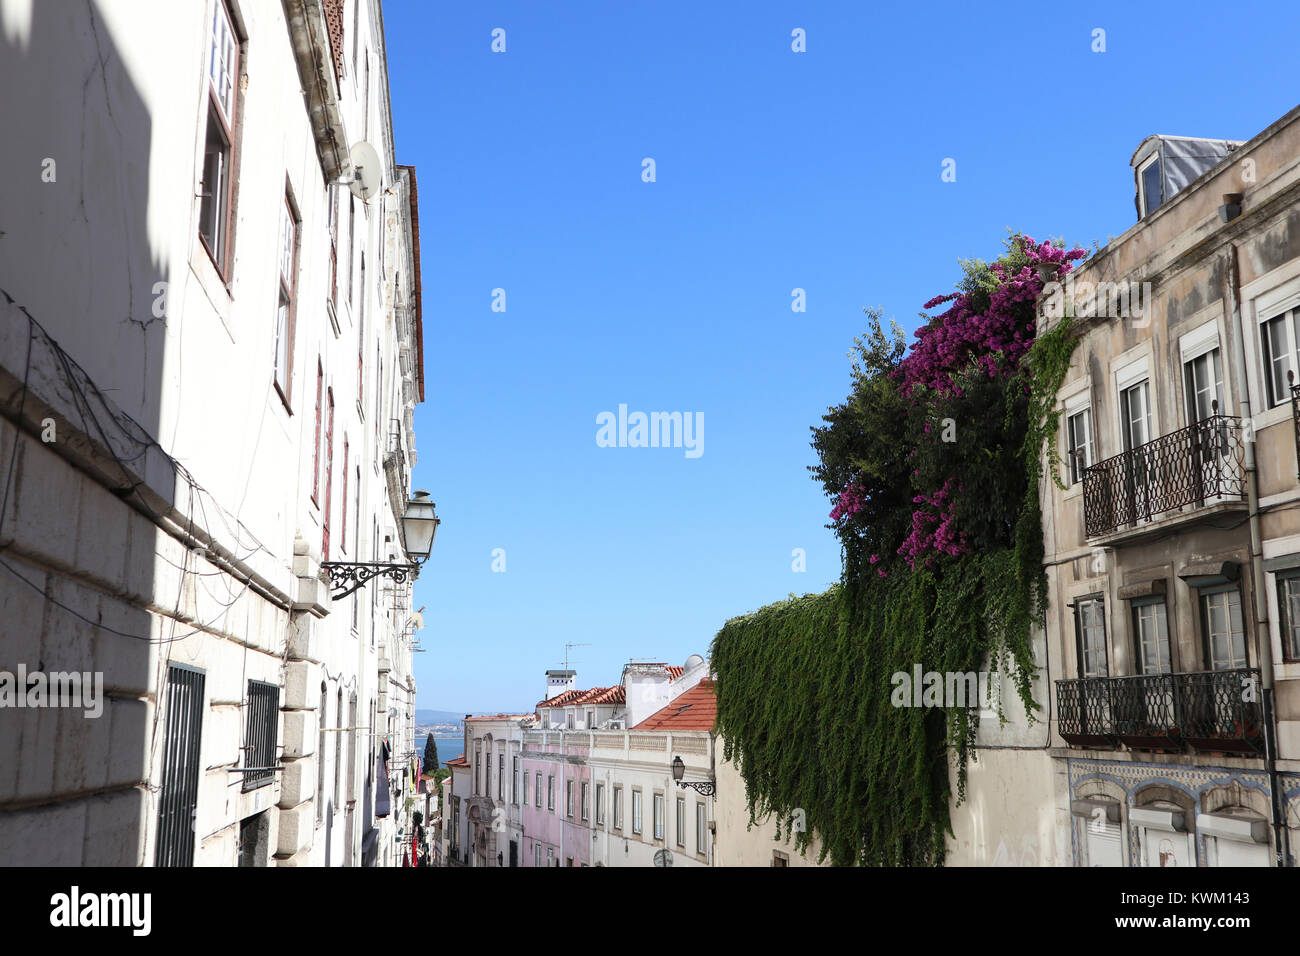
xmin=0 ymin=0 xmax=169 ymax=865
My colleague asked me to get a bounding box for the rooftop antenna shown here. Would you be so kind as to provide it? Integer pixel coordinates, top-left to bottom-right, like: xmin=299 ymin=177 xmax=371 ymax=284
xmin=563 ymin=642 xmax=590 ymax=675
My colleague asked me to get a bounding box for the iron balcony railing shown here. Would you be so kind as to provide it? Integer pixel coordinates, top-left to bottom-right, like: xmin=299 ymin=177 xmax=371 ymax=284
xmin=1056 ymin=668 xmax=1263 ymax=754
xmin=1081 ymin=415 xmax=1246 ymax=537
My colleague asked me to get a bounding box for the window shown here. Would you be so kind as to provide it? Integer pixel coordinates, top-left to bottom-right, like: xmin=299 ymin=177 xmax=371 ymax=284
xmin=1184 ymin=347 xmax=1224 ymax=423
xmin=653 ymin=792 xmax=664 ymax=840
xmin=322 ymin=389 xmax=334 ymax=559
xmin=316 ymin=684 xmax=327 ymax=824
xmin=534 ymin=843 xmax=541 ymax=867
xmin=596 ymin=783 xmax=605 ymax=825
xmin=273 ymin=194 xmax=298 ymax=399
xmin=632 ymin=790 xmax=643 ymax=835
xmin=334 ymin=687 xmax=343 ymax=805
xmin=498 ymin=753 xmax=504 ymax=800
xmin=474 ymin=752 xmax=480 ymax=795
xmin=534 ymin=771 xmax=541 ymax=808
xmin=1121 ymin=380 xmax=1153 ymax=451
xmin=772 ymin=851 xmax=789 ymax=867
xmin=566 ymin=780 xmax=574 ymax=818
xmin=547 ymin=774 xmax=555 ymax=812
xmin=513 ymin=756 xmax=520 ymax=804
xmin=696 ymin=802 xmax=707 ymax=855
xmin=357 ymin=253 xmax=366 ymax=401
xmin=1260 ymin=308 xmax=1300 ymax=408
xmin=351 ymin=467 xmax=360 ymax=632
xmin=585 ymin=709 xmax=593 ymax=728
xmin=243 ymin=680 xmax=279 ymax=792
xmin=676 ymin=796 xmax=685 ymax=847
xmin=1138 ymin=153 xmax=1162 ymax=217
xmin=1133 ymin=598 xmax=1172 ymax=674
xmin=581 ymin=782 xmax=589 ymax=821
xmin=340 ymin=438 xmax=348 ymax=553
xmin=156 ymin=664 xmax=204 ymax=867
xmin=312 ymin=362 xmax=323 ymax=504
xmin=346 ymin=197 xmax=354 ymax=311
xmin=328 ymin=185 xmax=339 ymax=313
xmin=613 ymin=786 xmax=623 ymax=830
xmin=1066 ymin=407 xmax=1093 ymax=486
xmin=566 ymin=712 xmax=574 ymax=730
xmin=1278 ymin=571 xmax=1300 ymax=660
xmin=1202 ymin=587 xmax=1248 ymax=670
xmin=1074 ymin=597 xmax=1108 ymax=677
xmin=198 ymin=0 xmax=240 ymax=275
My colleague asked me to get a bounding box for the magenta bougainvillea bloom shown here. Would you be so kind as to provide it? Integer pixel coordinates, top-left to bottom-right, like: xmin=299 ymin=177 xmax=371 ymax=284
xmin=829 ymin=482 xmax=866 ymax=522
xmin=895 ymin=237 xmax=1086 ymax=398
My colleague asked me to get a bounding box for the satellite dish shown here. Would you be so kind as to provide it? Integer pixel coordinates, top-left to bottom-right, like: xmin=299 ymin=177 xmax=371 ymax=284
xmin=344 ymin=141 xmax=382 ymax=200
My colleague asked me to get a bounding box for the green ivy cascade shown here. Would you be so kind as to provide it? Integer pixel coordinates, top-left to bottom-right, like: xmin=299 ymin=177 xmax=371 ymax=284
xmin=711 ymin=302 xmax=1079 ymax=866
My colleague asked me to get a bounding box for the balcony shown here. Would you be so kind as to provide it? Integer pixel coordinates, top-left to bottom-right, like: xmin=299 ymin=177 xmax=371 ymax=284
xmin=1056 ymin=668 xmax=1263 ymax=755
xmin=1081 ymin=416 xmax=1246 ymax=538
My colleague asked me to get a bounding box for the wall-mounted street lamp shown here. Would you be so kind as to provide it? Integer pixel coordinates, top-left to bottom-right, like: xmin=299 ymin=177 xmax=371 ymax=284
xmin=322 ymin=491 xmax=440 ymax=599
xmin=672 ymin=755 xmax=716 ymax=797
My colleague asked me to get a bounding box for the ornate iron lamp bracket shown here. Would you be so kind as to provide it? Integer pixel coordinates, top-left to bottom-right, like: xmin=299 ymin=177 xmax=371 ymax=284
xmin=321 ymin=561 xmax=419 ymax=599
xmin=676 ymin=780 xmax=716 ymax=797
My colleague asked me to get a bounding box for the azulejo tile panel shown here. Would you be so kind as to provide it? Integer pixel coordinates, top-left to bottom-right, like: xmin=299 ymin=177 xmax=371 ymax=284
xmin=1066 ymin=757 xmax=1296 ymax=867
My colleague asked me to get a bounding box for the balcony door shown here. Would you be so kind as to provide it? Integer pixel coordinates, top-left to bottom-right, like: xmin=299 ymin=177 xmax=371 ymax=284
xmin=1121 ymin=380 xmax=1155 ymax=524
xmin=1202 ymin=587 xmax=1248 ymax=671
xmin=1184 ymin=347 xmax=1229 ymax=505
xmin=1129 ymin=598 xmax=1174 ymax=737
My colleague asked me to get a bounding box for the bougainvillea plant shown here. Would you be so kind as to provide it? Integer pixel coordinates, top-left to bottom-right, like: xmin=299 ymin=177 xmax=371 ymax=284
xmin=713 ymin=232 xmax=1086 ymax=865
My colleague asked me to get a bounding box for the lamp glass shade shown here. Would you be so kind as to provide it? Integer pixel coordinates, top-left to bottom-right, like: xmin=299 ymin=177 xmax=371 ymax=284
xmin=402 ymin=491 xmax=439 ymax=560
xmin=671 ymin=755 xmax=685 ymax=782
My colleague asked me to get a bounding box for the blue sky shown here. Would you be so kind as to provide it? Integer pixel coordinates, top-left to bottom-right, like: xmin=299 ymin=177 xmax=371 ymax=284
xmin=384 ymin=0 xmax=1300 ymax=713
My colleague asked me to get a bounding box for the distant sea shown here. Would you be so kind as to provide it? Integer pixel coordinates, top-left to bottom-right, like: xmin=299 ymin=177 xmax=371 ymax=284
xmin=426 ymin=736 xmax=464 ymax=770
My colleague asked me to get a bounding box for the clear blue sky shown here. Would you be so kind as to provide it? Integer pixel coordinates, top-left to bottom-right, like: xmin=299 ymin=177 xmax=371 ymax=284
xmin=385 ymin=0 xmax=1300 ymax=713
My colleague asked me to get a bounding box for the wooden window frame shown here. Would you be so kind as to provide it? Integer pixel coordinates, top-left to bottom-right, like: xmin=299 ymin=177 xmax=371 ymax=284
xmin=273 ymin=189 xmax=299 ymax=408
xmin=323 ymin=388 xmax=335 ymax=560
xmin=197 ymin=0 xmax=244 ymax=281
xmin=311 ymin=361 xmax=323 ymax=505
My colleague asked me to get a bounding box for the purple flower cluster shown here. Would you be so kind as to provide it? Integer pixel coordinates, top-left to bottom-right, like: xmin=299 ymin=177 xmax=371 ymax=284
xmin=895 ymin=237 xmax=1086 ymax=397
xmin=829 ymin=482 xmax=866 ymax=522
xmin=896 ymin=477 xmax=965 ymax=569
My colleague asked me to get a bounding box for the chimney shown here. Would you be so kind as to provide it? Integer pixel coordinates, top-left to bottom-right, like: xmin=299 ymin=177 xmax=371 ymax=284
xmin=544 ymin=669 xmax=576 ymax=700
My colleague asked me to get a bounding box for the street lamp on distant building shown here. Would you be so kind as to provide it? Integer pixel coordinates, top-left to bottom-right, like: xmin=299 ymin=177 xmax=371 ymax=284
xmin=672 ymin=755 xmax=716 ymax=796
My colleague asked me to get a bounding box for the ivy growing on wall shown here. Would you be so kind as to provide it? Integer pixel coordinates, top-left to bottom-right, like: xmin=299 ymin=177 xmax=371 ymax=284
xmin=711 ymin=234 xmax=1083 ymax=866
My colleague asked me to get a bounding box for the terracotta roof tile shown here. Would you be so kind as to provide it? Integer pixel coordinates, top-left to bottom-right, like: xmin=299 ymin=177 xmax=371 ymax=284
xmin=444 ymin=755 xmax=470 ymax=768
xmin=535 ymin=685 xmax=625 ymax=709
xmin=631 ymin=679 xmax=717 ymax=731
xmin=666 ymin=666 xmax=684 ymax=679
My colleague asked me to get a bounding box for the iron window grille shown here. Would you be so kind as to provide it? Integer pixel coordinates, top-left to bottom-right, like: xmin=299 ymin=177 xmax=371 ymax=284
xmin=156 ymin=664 xmax=205 ymax=866
xmin=242 ymin=680 xmax=280 ymax=792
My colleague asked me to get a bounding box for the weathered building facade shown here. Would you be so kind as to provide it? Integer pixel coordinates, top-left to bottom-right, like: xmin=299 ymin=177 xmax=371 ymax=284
xmin=1042 ymin=106 xmax=1300 ymax=867
xmin=0 ymin=0 xmax=428 ymax=866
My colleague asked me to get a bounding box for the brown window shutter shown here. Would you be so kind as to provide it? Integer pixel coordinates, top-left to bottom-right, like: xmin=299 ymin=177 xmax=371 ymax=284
xmin=323 ymin=0 xmax=346 ymax=81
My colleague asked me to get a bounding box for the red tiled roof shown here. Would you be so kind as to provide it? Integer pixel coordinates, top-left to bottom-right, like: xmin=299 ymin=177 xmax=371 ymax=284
xmin=444 ymin=755 xmax=470 ymax=768
xmin=666 ymin=666 xmax=684 ymax=679
xmin=632 ymin=679 xmax=717 ymax=731
xmin=535 ymin=686 xmax=626 ymax=709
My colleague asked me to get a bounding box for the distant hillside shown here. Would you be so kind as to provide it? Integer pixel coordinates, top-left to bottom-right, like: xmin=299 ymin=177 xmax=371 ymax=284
xmin=415 ymin=709 xmax=466 ymax=725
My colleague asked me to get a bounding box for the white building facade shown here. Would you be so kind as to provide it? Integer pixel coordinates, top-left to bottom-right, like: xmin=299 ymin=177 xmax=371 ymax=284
xmin=0 ymin=0 xmax=428 ymax=867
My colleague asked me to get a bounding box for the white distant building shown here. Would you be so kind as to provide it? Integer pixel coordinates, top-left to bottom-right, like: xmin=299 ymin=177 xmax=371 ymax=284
xmin=0 ymin=0 xmax=429 ymax=866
